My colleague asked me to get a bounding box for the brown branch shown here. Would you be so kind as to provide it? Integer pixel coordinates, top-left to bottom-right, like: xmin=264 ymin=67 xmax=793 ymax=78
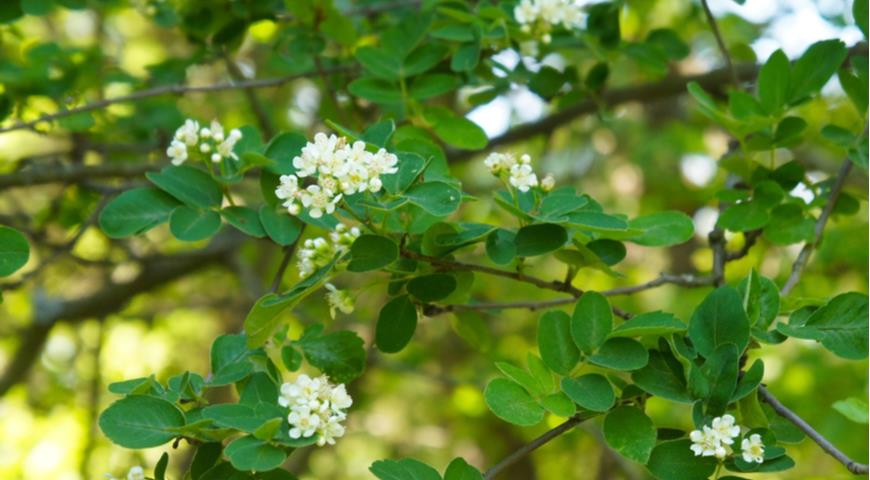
xmin=758 ymin=385 xmax=869 ymax=475
xmin=483 ymin=414 xmax=592 ymax=479
xmin=0 ymin=162 xmax=160 ymax=189
xmin=425 ymin=271 xmax=714 ymax=316
xmin=404 ymin=251 xmax=630 ymax=319
xmin=0 ymin=232 xmax=243 ymax=397
xmin=0 ymin=66 xmax=355 ymax=134
xmin=223 ymin=55 xmax=275 ymax=138
xmin=780 ymin=160 xmax=853 ymax=296
xmin=700 ymin=0 xmax=739 ymax=87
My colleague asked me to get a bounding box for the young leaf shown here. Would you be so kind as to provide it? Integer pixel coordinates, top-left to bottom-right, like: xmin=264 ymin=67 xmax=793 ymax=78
xmin=376 ymin=294 xmax=418 ymax=353
xmin=484 ymin=378 xmax=546 ymax=426
xmin=537 ymin=310 xmax=580 ymax=375
xmin=560 ymin=374 xmax=614 ymax=412
xmin=603 ymin=406 xmax=657 ymax=463
xmin=571 ymin=292 xmax=612 ymax=353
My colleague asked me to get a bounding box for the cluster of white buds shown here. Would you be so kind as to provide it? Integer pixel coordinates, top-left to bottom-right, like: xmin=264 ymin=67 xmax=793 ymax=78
xmin=297 ymin=223 xmax=361 ymax=277
xmin=104 ymin=466 xmax=144 ymax=480
xmin=514 ymin=0 xmax=585 ymax=44
xmin=279 ymin=374 xmax=352 ymax=447
xmin=325 ymin=283 xmax=354 ymax=318
xmin=689 ymin=414 xmax=765 ymax=464
xmin=483 ymin=152 xmax=555 ymax=193
xmin=274 ymin=133 xmax=399 ymax=218
xmin=166 ymin=119 xmax=242 ymax=166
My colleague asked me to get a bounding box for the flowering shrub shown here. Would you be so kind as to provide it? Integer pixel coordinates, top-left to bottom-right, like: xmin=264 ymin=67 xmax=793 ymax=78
xmin=0 ymin=1 xmax=866 ymax=480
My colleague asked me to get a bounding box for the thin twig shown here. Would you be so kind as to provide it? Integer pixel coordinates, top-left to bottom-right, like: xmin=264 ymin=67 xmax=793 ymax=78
xmin=484 ymin=414 xmax=591 ymax=479
xmin=223 ymin=54 xmax=275 ymax=138
xmin=0 ymin=66 xmax=354 ymax=134
xmin=700 ymin=0 xmax=739 ymax=87
xmin=780 ymin=160 xmax=853 ymax=296
xmin=404 ymin=251 xmax=630 ymax=318
xmin=758 ymin=385 xmax=869 ymax=475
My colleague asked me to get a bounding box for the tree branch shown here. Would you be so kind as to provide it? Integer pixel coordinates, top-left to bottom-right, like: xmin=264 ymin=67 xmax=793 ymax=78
xmin=0 ymin=65 xmax=354 ymax=134
xmin=484 ymin=414 xmax=593 ymax=479
xmin=700 ymin=0 xmax=739 ymax=87
xmin=0 ymin=162 xmax=160 ymax=189
xmin=0 ymin=232 xmax=244 ymax=396
xmin=758 ymin=385 xmax=869 ymax=475
xmin=780 ymin=159 xmax=853 ymax=296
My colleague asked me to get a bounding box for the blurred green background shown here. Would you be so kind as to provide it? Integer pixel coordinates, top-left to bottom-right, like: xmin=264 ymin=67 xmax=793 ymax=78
xmin=0 ymin=0 xmax=866 ymax=479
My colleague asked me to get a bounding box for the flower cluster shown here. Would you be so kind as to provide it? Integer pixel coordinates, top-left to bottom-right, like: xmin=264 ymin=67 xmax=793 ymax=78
xmin=325 ymin=283 xmax=354 ymax=318
xmin=689 ymin=414 xmax=765 ymax=464
xmin=166 ymin=119 xmax=242 ymax=166
xmin=104 ymin=466 xmax=144 ymax=480
xmin=514 ymin=0 xmax=585 ymax=44
xmin=297 ymin=223 xmax=361 ymax=277
xmin=483 ymin=152 xmax=555 ymax=193
xmin=274 ymin=133 xmax=399 ymax=218
xmin=279 ymin=374 xmax=352 ymax=447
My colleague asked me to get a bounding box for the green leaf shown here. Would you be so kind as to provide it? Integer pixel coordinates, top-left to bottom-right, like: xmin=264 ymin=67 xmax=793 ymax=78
xmin=763 ymin=204 xmax=814 ymax=245
xmin=224 ymin=435 xmax=287 ymax=472
xmin=588 ymin=337 xmax=649 ymax=371
xmin=221 ymin=206 xmax=266 ymax=238
xmin=281 ymin=345 xmax=302 ymax=372
xmin=571 ymin=292 xmax=612 ymax=353
xmin=403 ymin=44 xmax=448 ymax=77
xmin=856 ymin=0 xmax=869 ymax=38
xmin=362 ymin=119 xmax=396 ymax=148
xmin=98 ymin=395 xmax=186 ymax=448
xmin=757 ymin=50 xmax=791 ymax=114
xmin=610 ymin=312 xmax=686 ymax=338
xmin=560 ymin=374 xmax=614 ymax=412
xmin=382 ymin=152 xmax=426 ymax=194
xmin=404 ymin=182 xmax=462 ymax=216
xmin=348 ymin=77 xmax=402 ymax=104
xmin=444 ymin=457 xmax=483 ymax=480
xmin=201 ymin=404 xmax=278 ymax=433
xmin=627 ymin=211 xmax=694 ymax=247
xmin=425 ymin=108 xmax=487 ymax=150
xmin=486 ymin=229 xmax=516 ymax=264
xmin=99 ymin=188 xmax=180 ymax=238
xmin=409 ymin=73 xmax=461 ymax=100
xmin=191 ymin=443 xmax=223 ymax=480
xmin=717 ymin=202 xmax=770 ymax=232
xmin=541 ymin=392 xmax=576 ymax=417
xmin=778 ymin=292 xmax=868 ymax=359
xmin=370 ymin=458 xmax=441 ymax=480
xmin=253 ymin=418 xmax=283 ymax=441
xmin=295 ymin=325 xmax=366 ymax=383
xmin=565 ymin=211 xmax=629 ymax=233
xmin=587 ymin=239 xmax=626 ymax=266
xmin=450 ymin=41 xmax=480 ymax=72
xmin=408 ymin=273 xmax=457 ymax=302
xmin=833 ymin=397 xmax=869 ymax=424
xmin=244 ymin=259 xmax=336 ymax=347
xmin=631 ymin=349 xmax=692 ymax=403
xmin=789 ymin=40 xmax=848 ymax=102
xmin=264 ymin=131 xmax=307 ymax=174
xmin=646 ymin=439 xmax=718 ymax=480
xmin=496 ymin=361 xmax=544 ymax=397
xmin=537 ymin=310 xmax=580 ymax=375
xmin=732 ymin=359 xmax=764 ymax=402
xmin=603 ymin=406 xmax=657 ymax=463
xmin=258 ymin=206 xmax=303 ymax=246
xmin=376 ymin=294 xmax=418 ymax=353
xmin=169 ymin=207 xmax=221 ymax=241
xmin=210 ymin=334 xmax=255 ymax=386
xmin=347 ymin=234 xmax=399 ymax=272
xmin=515 ymin=223 xmax=568 ymax=256
xmin=0 ymin=226 xmax=29 ymax=276
xmin=356 ymin=46 xmax=401 ymax=79
xmin=484 ymin=378 xmax=546 ymax=426
xmin=688 ymin=286 xmax=750 ymax=358
xmin=146 ymin=165 xmax=223 ymax=209
xmin=737 ymin=270 xmax=780 ymax=329
xmin=701 ymin=343 xmax=739 ymax=415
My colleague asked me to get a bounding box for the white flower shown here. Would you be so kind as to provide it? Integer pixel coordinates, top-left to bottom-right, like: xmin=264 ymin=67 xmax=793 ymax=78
xmin=127 ymin=466 xmax=145 ymax=480
xmin=509 ymin=163 xmax=539 ymax=192
xmin=208 ymin=119 xmax=225 ymax=142
xmin=199 ymin=142 xmax=211 ymax=153
xmin=299 ymin=185 xmax=340 ymax=219
xmin=280 ymin=373 xmax=352 ymax=446
xmin=325 ymin=283 xmax=354 ymax=318
xmin=690 ymin=426 xmax=728 ymax=459
xmin=514 ymin=0 xmax=538 ymax=24
xmin=175 ymin=119 xmax=199 ymax=146
xmin=541 ymin=173 xmax=556 ymax=192
xmin=741 ymin=434 xmax=765 ymax=464
xmin=710 ymin=414 xmax=741 ymax=445
xmin=166 ymin=140 xmax=188 ymax=166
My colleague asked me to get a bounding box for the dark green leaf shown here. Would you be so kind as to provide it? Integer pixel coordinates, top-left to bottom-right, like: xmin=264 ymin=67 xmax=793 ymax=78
xmin=347 ymin=234 xmax=399 ymax=272
xmin=258 ymin=206 xmax=303 ymax=246
xmin=99 ymin=188 xmax=180 ymax=238
xmin=514 ymin=223 xmax=567 ymax=256
xmin=0 ymin=226 xmax=29 ymax=276
xmin=295 ymin=325 xmax=366 ymax=382
xmin=146 ymin=166 xmax=223 ymax=209
xmin=376 ymin=295 xmax=418 ymax=353
xmin=222 ymin=206 xmax=266 ymax=238
xmin=537 ymin=310 xmax=580 ymax=375
xmin=404 ymin=182 xmax=462 ymax=216
xmin=560 ymin=374 xmax=614 ymax=412
xmin=688 ymin=286 xmax=750 ymax=358
xmin=169 ymin=207 xmax=221 ymax=241
xmin=628 ymin=211 xmax=694 ymax=246
xmin=484 ymin=378 xmax=546 ymax=426
xmin=98 ymin=395 xmax=185 ymax=448
xmin=224 ymin=436 xmax=286 ymax=472
xmin=571 ymin=292 xmax=612 ymax=353
xmin=588 ymin=337 xmax=649 ymax=371
xmin=603 ymin=406 xmax=657 ymax=463
xmin=610 ymin=311 xmax=686 ymax=338
xmin=407 ymin=273 xmax=457 ymax=302
xmin=646 ymin=439 xmax=717 ymax=480
xmin=370 ymin=458 xmax=441 ymax=480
